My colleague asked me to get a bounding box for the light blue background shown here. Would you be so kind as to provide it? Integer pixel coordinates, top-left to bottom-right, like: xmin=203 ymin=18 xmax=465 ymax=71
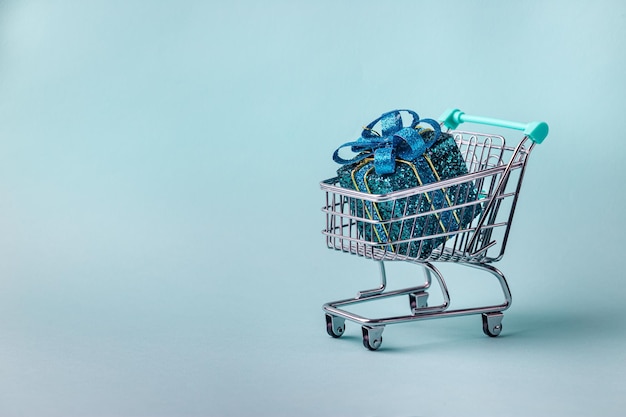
xmin=1 ymin=1 xmax=625 ymax=416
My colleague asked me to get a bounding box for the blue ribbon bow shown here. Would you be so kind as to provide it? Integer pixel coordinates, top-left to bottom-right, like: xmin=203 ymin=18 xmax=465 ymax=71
xmin=333 ymin=109 xmax=442 ymax=175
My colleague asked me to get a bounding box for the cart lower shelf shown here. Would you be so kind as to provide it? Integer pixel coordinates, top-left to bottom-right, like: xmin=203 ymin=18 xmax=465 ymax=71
xmin=322 ymin=260 xmax=511 ymax=350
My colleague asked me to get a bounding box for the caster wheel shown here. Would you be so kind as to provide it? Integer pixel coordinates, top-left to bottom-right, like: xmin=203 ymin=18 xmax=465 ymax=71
xmin=482 ymin=312 xmax=504 ymax=337
xmin=325 ymin=314 xmax=345 ymax=338
xmin=362 ymin=326 xmax=384 ymax=351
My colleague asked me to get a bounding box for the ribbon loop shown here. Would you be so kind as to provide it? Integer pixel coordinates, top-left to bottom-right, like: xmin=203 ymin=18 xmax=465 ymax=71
xmin=333 ymin=109 xmax=442 ymax=175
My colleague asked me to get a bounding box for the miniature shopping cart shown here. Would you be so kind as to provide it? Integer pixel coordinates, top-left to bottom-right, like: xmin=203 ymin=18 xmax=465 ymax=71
xmin=320 ymin=109 xmax=549 ymax=350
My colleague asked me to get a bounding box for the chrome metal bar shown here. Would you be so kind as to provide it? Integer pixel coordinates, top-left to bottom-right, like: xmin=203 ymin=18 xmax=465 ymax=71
xmin=320 ymin=163 xmax=525 ymax=202
xmin=356 ymin=261 xmax=387 ymax=298
xmin=495 ymin=141 xmax=536 ymax=260
xmin=466 ymin=137 xmax=530 ymax=254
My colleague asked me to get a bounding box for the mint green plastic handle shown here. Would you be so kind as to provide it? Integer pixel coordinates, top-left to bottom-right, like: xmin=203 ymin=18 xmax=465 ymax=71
xmin=439 ymin=108 xmax=549 ymax=144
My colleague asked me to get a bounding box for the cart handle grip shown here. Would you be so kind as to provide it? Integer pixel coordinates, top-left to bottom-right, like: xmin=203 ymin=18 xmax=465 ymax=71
xmin=439 ymin=108 xmax=549 ymax=144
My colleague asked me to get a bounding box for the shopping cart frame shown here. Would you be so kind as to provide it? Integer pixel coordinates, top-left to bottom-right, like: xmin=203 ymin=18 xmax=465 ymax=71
xmin=320 ymin=109 xmax=548 ymax=350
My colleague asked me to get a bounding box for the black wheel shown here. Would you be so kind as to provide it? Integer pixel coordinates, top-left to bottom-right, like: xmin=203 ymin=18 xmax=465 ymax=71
xmin=325 ymin=314 xmax=345 ymax=338
xmin=482 ymin=313 xmax=503 ymax=337
xmin=362 ymin=326 xmax=383 ymax=351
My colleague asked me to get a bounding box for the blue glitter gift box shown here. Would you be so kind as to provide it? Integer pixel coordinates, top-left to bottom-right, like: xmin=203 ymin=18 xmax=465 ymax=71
xmin=333 ymin=110 xmax=482 ymax=258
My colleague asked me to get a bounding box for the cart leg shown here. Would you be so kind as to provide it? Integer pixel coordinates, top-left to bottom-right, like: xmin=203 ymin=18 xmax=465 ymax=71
xmin=356 ymin=261 xmax=387 ymax=298
xmin=409 ymin=264 xmax=432 ymax=313
xmin=325 ymin=314 xmax=346 ymax=338
xmin=362 ymin=326 xmax=385 ymax=351
xmin=482 ymin=312 xmax=504 ymax=337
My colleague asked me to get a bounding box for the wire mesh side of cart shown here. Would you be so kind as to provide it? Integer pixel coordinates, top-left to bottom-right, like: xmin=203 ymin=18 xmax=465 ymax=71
xmin=321 ymin=130 xmax=533 ymax=264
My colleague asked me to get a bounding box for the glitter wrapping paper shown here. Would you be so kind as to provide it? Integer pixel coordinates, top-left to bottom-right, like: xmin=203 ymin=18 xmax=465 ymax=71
xmin=337 ymin=130 xmax=482 ymax=258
